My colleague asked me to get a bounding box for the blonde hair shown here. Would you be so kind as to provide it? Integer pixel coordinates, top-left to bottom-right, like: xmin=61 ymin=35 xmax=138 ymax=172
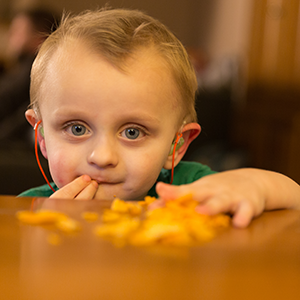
xmin=30 ymin=8 xmax=198 ymax=122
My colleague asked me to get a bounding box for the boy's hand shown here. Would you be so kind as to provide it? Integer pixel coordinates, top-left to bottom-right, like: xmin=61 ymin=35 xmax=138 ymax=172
xmin=156 ymin=168 xmax=300 ymax=228
xmin=50 ymin=175 xmax=98 ymax=200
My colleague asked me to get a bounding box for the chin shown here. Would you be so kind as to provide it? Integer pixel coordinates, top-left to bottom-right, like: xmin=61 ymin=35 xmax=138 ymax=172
xmin=94 ymin=190 xmax=117 ymax=201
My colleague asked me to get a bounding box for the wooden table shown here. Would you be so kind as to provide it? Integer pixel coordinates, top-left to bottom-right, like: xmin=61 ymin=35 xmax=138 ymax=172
xmin=1 ymin=195 xmax=300 ymax=300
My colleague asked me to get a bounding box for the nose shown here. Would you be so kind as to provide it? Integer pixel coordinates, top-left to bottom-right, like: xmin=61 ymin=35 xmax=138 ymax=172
xmin=87 ymin=137 xmax=119 ymax=169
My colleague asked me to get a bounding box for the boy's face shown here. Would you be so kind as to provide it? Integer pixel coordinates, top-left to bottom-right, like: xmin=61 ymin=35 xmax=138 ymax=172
xmin=37 ymin=41 xmax=182 ymax=200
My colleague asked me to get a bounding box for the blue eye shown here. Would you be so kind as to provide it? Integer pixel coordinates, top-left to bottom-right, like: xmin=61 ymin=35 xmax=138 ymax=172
xmin=125 ymin=128 xmax=140 ymax=139
xmin=71 ymin=124 xmax=87 ymax=136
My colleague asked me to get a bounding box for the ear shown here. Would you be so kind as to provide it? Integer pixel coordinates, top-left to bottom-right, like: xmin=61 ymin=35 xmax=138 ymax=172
xmin=163 ymin=122 xmax=201 ymax=169
xmin=25 ymin=109 xmax=48 ymax=159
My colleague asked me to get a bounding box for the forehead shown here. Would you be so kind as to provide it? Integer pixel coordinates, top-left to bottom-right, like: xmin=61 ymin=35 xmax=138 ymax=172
xmin=50 ymin=38 xmax=176 ymax=84
xmin=39 ymin=40 xmax=182 ymax=124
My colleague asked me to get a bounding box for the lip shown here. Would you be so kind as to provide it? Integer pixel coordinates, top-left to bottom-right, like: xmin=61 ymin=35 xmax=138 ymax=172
xmin=79 ymin=174 xmax=122 ymax=185
xmin=93 ymin=179 xmax=121 ymax=185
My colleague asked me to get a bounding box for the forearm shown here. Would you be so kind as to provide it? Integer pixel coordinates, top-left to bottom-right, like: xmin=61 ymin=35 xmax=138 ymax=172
xmin=239 ymin=168 xmax=300 ymax=211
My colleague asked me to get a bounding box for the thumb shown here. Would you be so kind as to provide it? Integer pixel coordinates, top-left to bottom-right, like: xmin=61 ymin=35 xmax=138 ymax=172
xmin=156 ymin=182 xmax=187 ymax=200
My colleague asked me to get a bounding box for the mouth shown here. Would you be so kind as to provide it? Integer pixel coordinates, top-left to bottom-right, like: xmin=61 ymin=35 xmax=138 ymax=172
xmin=93 ymin=179 xmax=121 ymax=185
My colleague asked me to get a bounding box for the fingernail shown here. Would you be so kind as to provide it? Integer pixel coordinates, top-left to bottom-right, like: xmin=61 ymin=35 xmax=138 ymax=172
xmin=82 ymin=175 xmax=91 ymax=182
xmin=92 ymin=180 xmax=98 ymax=188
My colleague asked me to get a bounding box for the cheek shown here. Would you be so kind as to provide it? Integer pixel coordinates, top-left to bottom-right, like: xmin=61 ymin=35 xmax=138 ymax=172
xmin=47 ymin=148 xmax=77 ymax=188
xmin=128 ymin=149 xmax=167 ymax=183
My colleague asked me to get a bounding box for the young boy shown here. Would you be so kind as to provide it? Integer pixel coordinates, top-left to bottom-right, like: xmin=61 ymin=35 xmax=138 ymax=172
xmin=19 ymin=8 xmax=300 ymax=228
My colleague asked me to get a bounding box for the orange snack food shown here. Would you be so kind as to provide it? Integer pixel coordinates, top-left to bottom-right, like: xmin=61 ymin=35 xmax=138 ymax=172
xmin=56 ymin=218 xmax=81 ymax=233
xmin=16 ymin=195 xmax=230 ymax=248
xmin=16 ymin=210 xmax=68 ymax=225
xmin=95 ymin=195 xmax=230 ymax=247
xmin=16 ymin=209 xmax=81 ymax=233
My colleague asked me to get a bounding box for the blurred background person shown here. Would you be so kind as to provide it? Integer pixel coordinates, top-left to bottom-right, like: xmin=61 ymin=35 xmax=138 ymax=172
xmin=0 ymin=7 xmax=58 ymax=145
xmin=0 ymin=7 xmax=58 ymax=195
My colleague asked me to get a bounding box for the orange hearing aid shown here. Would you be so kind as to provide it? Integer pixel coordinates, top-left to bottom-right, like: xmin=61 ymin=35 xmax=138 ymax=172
xmin=169 ymin=136 xmax=184 ymax=156
xmin=34 ymin=120 xmax=55 ymax=192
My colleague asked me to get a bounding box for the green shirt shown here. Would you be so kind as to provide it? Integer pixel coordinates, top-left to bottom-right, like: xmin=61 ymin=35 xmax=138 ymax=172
xmin=18 ymin=161 xmax=216 ymax=198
